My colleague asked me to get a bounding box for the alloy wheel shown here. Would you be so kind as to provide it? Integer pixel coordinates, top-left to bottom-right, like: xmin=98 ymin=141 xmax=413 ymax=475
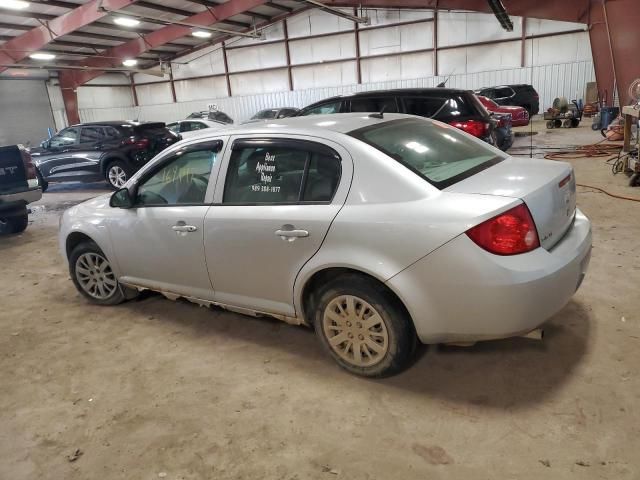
xmin=322 ymin=295 xmax=389 ymax=367
xmin=108 ymin=165 xmax=127 ymax=188
xmin=75 ymin=252 xmax=118 ymax=300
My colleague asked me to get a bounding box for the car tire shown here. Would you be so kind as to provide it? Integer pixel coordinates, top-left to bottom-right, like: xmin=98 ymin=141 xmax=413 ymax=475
xmin=312 ymin=274 xmax=416 ymax=377
xmin=0 ymin=208 xmax=28 ymax=234
xmin=36 ymin=169 xmax=48 ymax=193
xmin=69 ymin=241 xmax=137 ymax=305
xmin=105 ymin=160 xmax=131 ymax=190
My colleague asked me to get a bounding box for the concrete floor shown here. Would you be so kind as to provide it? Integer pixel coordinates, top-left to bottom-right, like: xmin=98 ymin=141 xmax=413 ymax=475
xmin=1 ymin=120 xmax=639 ymax=479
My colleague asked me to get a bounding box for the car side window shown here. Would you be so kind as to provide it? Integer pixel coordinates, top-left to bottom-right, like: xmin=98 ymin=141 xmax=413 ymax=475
xmin=50 ymin=127 xmax=79 ymax=148
xmin=135 ymin=143 xmax=221 ymax=206
xmin=350 ymin=97 xmax=399 ymax=113
xmin=104 ymin=126 xmax=122 ymax=140
xmin=300 ymin=101 xmax=342 ymax=116
xmin=167 ymin=122 xmax=180 ymax=134
xmin=191 ymin=122 xmax=207 ymax=131
xmin=223 ymin=140 xmax=341 ymax=204
xmin=494 ymin=87 xmax=514 ymax=99
xmin=80 ymin=126 xmax=104 ymax=144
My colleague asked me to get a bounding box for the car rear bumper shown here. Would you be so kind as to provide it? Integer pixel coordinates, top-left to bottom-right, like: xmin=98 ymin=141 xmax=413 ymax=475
xmin=387 ymin=208 xmax=592 ymax=344
xmin=0 ymin=187 xmax=42 ymax=209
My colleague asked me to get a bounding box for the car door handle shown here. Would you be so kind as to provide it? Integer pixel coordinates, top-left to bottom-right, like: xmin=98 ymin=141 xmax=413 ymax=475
xmin=275 ymin=229 xmax=309 ymax=238
xmin=172 ymin=225 xmax=198 ymax=233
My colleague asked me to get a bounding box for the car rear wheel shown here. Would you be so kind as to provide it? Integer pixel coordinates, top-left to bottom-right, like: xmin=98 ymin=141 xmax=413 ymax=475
xmin=69 ymin=241 xmax=136 ymax=305
xmin=0 ymin=208 xmax=28 ymax=234
xmin=105 ymin=161 xmax=130 ymax=190
xmin=313 ymin=275 xmax=416 ymax=377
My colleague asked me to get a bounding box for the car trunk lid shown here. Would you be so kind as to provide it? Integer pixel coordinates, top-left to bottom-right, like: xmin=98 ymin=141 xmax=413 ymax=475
xmin=445 ymin=157 xmax=576 ymax=250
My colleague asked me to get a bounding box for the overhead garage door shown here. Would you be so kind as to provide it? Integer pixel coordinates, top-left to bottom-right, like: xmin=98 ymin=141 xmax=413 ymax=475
xmin=0 ymin=79 xmax=56 ymax=148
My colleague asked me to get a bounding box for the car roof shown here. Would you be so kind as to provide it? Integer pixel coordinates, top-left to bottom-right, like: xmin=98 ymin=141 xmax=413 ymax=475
xmin=302 ymin=88 xmax=470 ymax=107
xmin=69 ymin=120 xmax=151 ymax=127
xmin=184 ymin=112 xmax=428 ymax=139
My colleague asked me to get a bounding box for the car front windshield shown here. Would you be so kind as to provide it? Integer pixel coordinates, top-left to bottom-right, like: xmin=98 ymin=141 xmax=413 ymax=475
xmin=349 ymin=118 xmax=506 ymax=189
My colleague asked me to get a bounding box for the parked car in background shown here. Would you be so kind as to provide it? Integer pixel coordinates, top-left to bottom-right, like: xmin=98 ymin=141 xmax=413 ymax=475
xmin=492 ymin=112 xmax=514 ymax=151
xmin=167 ymin=119 xmax=230 ymax=139
xmin=477 ymin=95 xmax=530 ymax=127
xmin=59 ymin=113 xmax=591 ymax=377
xmin=475 ymin=84 xmax=540 ymax=115
xmin=0 ymin=144 xmax=41 ymax=234
xmin=187 ymin=111 xmax=234 ymax=124
xmin=296 ymin=88 xmax=497 ymax=147
xmin=244 ymin=107 xmax=300 ymax=123
xmin=31 ymin=121 xmax=180 ymax=190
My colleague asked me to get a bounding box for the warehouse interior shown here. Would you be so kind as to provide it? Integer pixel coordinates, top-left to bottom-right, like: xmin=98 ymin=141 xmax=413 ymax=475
xmin=1 ymin=0 xmax=640 ymax=478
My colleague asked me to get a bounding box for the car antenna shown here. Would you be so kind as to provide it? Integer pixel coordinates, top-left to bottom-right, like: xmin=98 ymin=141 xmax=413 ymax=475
xmin=436 ymin=68 xmax=455 ymax=87
xmin=369 ymin=106 xmax=387 ymax=119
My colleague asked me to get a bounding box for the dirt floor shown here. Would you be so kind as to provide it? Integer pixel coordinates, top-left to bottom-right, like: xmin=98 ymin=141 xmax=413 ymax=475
xmin=1 ymin=119 xmax=639 ymax=479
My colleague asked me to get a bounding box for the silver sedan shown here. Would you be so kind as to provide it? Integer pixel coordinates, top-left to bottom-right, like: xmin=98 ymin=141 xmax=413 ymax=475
xmin=59 ymin=113 xmax=592 ymax=377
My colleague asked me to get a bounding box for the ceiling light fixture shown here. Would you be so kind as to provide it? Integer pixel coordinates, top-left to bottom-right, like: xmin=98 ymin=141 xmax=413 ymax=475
xmin=122 ymin=59 xmax=137 ymax=67
xmin=0 ymin=0 xmax=29 ymax=10
xmin=191 ymin=30 xmax=212 ymax=38
xmin=29 ymin=52 xmax=56 ymax=60
xmin=113 ymin=16 xmax=140 ymax=27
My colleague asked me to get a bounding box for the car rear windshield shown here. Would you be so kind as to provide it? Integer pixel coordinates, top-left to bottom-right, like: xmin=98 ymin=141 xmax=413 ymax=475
xmin=252 ymin=109 xmax=278 ymax=120
xmin=349 ymin=118 xmax=506 ymax=189
xmin=403 ymin=94 xmax=482 ymax=121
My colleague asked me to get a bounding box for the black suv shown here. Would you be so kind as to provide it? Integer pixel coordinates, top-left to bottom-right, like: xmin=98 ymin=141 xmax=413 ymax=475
xmin=474 ymin=84 xmax=539 ymax=115
xmin=31 ymin=121 xmax=180 ymax=190
xmin=297 ymin=88 xmax=496 ymax=146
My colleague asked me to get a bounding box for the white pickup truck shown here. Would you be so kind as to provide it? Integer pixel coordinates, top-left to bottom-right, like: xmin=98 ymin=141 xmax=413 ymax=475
xmin=0 ymin=144 xmax=42 ymax=234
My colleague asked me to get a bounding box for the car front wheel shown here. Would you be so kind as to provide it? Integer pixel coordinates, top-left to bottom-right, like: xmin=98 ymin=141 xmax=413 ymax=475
xmin=313 ymin=274 xmax=416 ymax=377
xmin=105 ymin=161 xmax=130 ymax=190
xmin=69 ymin=241 xmax=136 ymax=305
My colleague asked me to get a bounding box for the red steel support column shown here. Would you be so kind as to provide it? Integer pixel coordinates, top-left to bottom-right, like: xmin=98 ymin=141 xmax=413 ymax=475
xmin=520 ymin=17 xmax=527 ymax=67
xmin=433 ymin=3 xmax=439 ymax=76
xmin=354 ymin=7 xmax=362 ymax=84
xmin=588 ymin=1 xmax=615 ymax=105
xmin=283 ymin=20 xmax=293 ymax=90
xmin=58 ymin=71 xmax=80 ymax=126
xmin=130 ymin=74 xmax=139 ymax=107
xmin=596 ymin=0 xmax=640 ymax=105
xmin=168 ymin=63 xmax=177 ymax=103
xmin=222 ymin=42 xmax=232 ymax=97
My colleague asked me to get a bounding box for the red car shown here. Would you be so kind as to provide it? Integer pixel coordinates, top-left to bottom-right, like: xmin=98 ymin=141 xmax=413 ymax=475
xmin=477 ymin=95 xmax=530 ymax=127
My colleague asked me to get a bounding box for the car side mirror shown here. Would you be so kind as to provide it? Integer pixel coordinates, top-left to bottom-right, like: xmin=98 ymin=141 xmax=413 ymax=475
xmin=110 ymin=188 xmax=134 ymax=209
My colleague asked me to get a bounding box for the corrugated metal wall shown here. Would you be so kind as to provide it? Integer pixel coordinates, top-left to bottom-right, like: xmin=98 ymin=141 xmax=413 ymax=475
xmin=73 ymin=60 xmax=595 ymax=124
xmin=42 ymin=10 xmax=595 ymax=128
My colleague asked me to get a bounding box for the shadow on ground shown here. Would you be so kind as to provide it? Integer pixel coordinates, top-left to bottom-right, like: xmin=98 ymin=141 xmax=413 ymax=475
xmin=124 ymin=292 xmax=591 ymax=411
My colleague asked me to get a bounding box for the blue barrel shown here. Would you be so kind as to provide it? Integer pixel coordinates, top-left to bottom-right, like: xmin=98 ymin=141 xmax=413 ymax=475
xmin=600 ymin=106 xmax=620 ymax=128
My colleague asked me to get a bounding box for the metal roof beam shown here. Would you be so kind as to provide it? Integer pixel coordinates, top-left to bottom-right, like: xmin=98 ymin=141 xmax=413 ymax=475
xmin=61 ymin=0 xmax=270 ymax=87
xmin=0 ymin=0 xmax=139 ymax=74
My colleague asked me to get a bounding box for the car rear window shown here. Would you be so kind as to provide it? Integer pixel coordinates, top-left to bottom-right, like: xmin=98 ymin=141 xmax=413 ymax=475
xmin=402 ymin=94 xmax=480 ymax=121
xmin=349 ymin=118 xmax=506 ymax=189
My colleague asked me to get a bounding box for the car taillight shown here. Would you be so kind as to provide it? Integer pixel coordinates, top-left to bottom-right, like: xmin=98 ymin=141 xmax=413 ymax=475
xmin=20 ymin=149 xmax=37 ymax=180
xmin=466 ymin=203 xmax=540 ymax=255
xmin=448 ymin=120 xmax=489 ymax=138
xmin=123 ymin=136 xmax=150 ymax=149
